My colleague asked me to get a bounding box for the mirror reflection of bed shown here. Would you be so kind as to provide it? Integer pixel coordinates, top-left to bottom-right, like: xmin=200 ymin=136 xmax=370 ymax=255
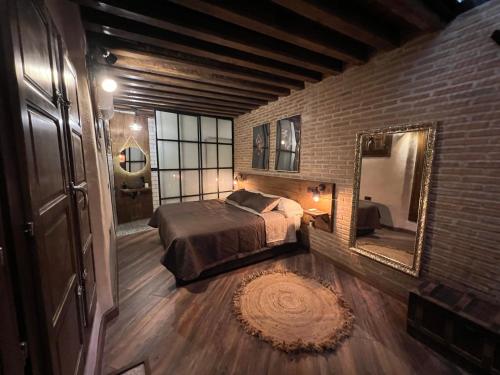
xmin=355 ymin=130 xmax=427 ymax=267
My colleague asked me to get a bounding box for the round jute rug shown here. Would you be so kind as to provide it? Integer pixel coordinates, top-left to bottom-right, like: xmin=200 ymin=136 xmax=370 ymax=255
xmin=233 ymin=270 xmax=354 ymax=353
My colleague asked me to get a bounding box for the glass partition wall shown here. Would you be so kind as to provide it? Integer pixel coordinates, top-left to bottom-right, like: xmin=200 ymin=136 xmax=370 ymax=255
xmin=155 ymin=110 xmax=233 ymax=205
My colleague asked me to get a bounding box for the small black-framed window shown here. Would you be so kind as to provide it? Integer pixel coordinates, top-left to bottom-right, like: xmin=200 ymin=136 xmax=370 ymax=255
xmin=275 ymin=115 xmax=301 ymax=172
xmin=252 ymin=123 xmax=270 ymax=170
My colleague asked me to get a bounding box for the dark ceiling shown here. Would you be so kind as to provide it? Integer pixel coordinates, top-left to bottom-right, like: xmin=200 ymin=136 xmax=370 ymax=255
xmin=76 ymin=0 xmax=488 ymax=117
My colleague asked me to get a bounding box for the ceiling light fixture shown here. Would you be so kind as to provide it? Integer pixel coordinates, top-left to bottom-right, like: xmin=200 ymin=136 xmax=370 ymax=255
xmin=129 ymin=123 xmax=142 ymax=131
xmin=101 ymin=78 xmax=117 ymax=93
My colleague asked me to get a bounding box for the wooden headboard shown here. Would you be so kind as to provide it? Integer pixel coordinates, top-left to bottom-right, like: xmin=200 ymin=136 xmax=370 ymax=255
xmin=237 ymin=173 xmax=335 ymax=228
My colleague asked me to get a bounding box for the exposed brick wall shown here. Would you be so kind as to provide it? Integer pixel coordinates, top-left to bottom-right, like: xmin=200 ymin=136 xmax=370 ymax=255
xmin=148 ymin=117 xmax=160 ymax=210
xmin=234 ymin=1 xmax=500 ymax=303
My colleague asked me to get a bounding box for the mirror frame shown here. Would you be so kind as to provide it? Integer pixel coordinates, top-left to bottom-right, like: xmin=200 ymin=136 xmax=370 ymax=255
xmin=117 ymin=145 xmax=149 ymax=175
xmin=349 ymin=122 xmax=437 ymax=277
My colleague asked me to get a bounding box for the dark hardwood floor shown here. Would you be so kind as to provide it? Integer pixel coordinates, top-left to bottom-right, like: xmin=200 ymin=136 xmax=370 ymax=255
xmin=102 ymin=230 xmax=466 ymax=375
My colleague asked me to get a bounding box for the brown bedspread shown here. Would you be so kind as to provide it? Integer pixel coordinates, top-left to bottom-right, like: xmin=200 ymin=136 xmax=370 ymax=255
xmin=149 ymin=200 xmax=266 ymax=281
xmin=357 ymin=200 xmax=382 ymax=230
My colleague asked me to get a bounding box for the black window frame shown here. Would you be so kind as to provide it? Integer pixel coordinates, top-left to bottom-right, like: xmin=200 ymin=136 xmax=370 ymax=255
xmin=275 ymin=115 xmax=301 ymax=173
xmin=154 ymin=109 xmax=234 ymax=205
xmin=119 ymin=147 xmax=147 ymax=173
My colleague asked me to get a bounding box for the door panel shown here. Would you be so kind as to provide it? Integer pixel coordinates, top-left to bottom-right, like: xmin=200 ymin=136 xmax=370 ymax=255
xmin=83 ymin=246 xmax=97 ymax=316
xmin=39 ymin=203 xmax=75 ymax=320
xmin=26 ymin=108 xmax=65 ymax=208
xmin=15 ymin=0 xmax=85 ymax=374
xmin=71 ymin=131 xmax=85 ymax=185
xmin=19 ymin=0 xmax=56 ymax=100
xmin=55 ymin=288 xmax=83 ymax=375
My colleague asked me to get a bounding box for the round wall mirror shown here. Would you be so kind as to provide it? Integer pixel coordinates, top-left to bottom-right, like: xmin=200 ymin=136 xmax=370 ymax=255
xmin=119 ymin=147 xmax=147 ymax=173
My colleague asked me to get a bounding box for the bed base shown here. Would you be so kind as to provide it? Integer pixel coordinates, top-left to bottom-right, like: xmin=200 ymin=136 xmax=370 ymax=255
xmin=174 ymin=242 xmax=306 ymax=287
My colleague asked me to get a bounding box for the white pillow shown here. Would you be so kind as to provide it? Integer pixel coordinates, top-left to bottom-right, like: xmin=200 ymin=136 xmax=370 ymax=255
xmin=278 ymin=198 xmax=303 ymax=218
xmin=247 ymin=190 xmax=303 ymax=217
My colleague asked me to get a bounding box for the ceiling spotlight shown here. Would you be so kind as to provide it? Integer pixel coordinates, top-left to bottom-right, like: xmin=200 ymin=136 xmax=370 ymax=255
xmin=101 ymin=78 xmax=117 ymax=93
xmin=129 ymin=123 xmax=142 ymax=131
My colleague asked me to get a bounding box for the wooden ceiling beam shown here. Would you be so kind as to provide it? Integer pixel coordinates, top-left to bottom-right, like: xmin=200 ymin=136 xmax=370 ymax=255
xmin=114 ymin=95 xmax=246 ymax=115
xmin=116 ymin=79 xmax=269 ymax=107
xmin=76 ymin=0 xmax=343 ymax=74
xmin=372 ymin=0 xmax=443 ymax=31
xmin=169 ymin=0 xmax=371 ymax=64
xmin=116 ymin=91 xmax=254 ymax=111
xmin=96 ymin=65 xmax=278 ymax=102
xmin=271 ymin=0 xmax=398 ymax=50
xmin=118 ymin=87 xmax=256 ymax=110
xmin=84 ymin=23 xmax=304 ymax=90
xmin=89 ymin=39 xmax=290 ymax=97
xmin=107 ymin=50 xmax=291 ymax=96
xmin=114 ymin=99 xmax=240 ymax=117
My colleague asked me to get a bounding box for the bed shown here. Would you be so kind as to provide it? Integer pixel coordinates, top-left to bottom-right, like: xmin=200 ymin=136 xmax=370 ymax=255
xmin=357 ymin=200 xmax=382 ymax=236
xmin=149 ymin=193 xmax=302 ymax=283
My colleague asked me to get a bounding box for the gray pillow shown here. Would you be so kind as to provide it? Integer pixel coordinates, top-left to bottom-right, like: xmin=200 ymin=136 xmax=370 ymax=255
xmin=226 ymin=189 xmax=256 ymax=205
xmin=241 ymin=193 xmax=280 ymax=213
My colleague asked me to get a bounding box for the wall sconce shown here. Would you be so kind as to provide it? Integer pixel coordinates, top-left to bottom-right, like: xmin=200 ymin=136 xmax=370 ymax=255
xmin=118 ymin=152 xmax=126 ymax=163
xmin=308 ymin=184 xmax=325 ymax=202
xmin=233 ymin=172 xmax=245 ymax=187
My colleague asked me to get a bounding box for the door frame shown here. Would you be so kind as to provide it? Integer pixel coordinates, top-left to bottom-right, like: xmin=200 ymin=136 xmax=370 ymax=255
xmin=0 ymin=1 xmax=50 ymax=373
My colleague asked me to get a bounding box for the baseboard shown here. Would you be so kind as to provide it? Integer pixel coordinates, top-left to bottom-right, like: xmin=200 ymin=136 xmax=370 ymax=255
xmin=312 ymin=250 xmax=408 ymax=303
xmin=95 ymin=305 xmax=119 ymax=375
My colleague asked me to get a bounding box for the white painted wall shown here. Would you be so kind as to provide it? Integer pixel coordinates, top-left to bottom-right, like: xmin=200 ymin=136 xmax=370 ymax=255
xmin=359 ymin=132 xmax=419 ymax=232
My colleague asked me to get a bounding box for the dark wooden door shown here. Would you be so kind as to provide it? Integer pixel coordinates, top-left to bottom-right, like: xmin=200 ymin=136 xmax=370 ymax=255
xmin=12 ymin=0 xmax=85 ymax=374
xmin=61 ymin=55 xmax=97 ymax=329
xmin=0 ymin=203 xmax=25 ymax=375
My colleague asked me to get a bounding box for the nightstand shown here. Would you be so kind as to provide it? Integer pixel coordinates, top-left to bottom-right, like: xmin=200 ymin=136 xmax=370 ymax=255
xmin=303 ymin=208 xmax=332 ymax=232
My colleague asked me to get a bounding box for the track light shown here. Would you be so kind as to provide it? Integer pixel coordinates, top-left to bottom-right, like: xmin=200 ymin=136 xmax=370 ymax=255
xmin=100 ymin=48 xmax=118 ymax=65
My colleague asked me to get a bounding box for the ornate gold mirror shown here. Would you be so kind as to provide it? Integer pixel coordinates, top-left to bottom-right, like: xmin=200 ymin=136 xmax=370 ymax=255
xmin=349 ymin=123 xmax=436 ymax=276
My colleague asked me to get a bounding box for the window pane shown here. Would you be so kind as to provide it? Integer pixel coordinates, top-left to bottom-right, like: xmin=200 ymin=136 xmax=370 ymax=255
xmin=276 ymin=151 xmax=296 ymax=171
xmin=130 ymin=163 xmax=144 ymax=173
xmin=203 ymin=193 xmax=218 ymax=200
xmin=218 ymin=119 xmax=232 ymax=143
xmin=181 ymin=170 xmax=199 ymax=196
xmin=160 ymin=171 xmax=180 ymax=198
xmin=129 ymin=147 xmax=144 ymax=161
xmin=163 ymin=198 xmax=180 ymax=205
xmin=156 ymin=111 xmax=177 ymax=140
xmin=218 ymin=145 xmax=232 ymax=168
xmin=201 ymin=144 xmax=217 ymax=168
xmin=158 ymin=141 xmax=179 ymax=169
xmin=201 ymin=116 xmax=217 ymax=142
xmin=180 ymin=142 xmax=199 ymax=169
xmin=203 ymin=169 xmax=218 ymax=194
xmin=183 ymin=196 xmax=200 ymax=202
xmin=179 ymin=115 xmax=198 ymax=141
xmin=219 ymin=191 xmax=231 ymax=199
xmin=218 ymin=169 xmax=233 ymax=192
